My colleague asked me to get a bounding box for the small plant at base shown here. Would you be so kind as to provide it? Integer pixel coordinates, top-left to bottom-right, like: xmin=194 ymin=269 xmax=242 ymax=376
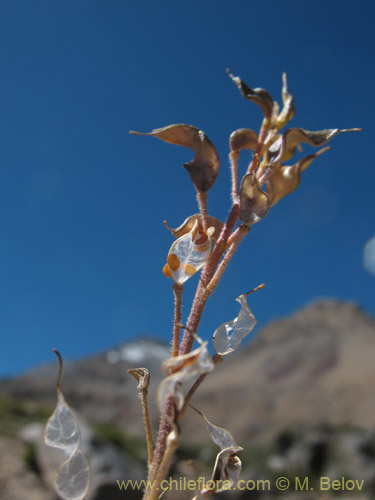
xmin=129 ymin=69 xmax=360 ymax=500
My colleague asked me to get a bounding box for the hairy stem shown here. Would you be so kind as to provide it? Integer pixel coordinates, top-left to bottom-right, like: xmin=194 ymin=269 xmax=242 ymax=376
xmin=197 ymin=190 xmax=209 ymax=231
xmin=206 ymin=224 xmax=250 ymax=295
xmin=145 ymin=428 xmax=179 ymax=500
xmin=179 ymin=202 xmax=240 ymax=355
xmin=229 ymin=152 xmax=240 ymax=204
xmin=148 ymin=398 xmax=174 ymax=483
xmin=141 ymin=390 xmax=154 ymax=470
xmin=172 ymin=283 xmax=183 ymax=357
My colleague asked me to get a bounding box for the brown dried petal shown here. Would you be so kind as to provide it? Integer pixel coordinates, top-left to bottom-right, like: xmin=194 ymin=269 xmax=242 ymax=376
xmin=227 ymin=69 xmax=274 ymax=119
xmin=164 ymin=214 xmax=224 ymax=244
xmin=229 ymin=129 xmax=259 ymax=153
xmin=127 ymin=368 xmax=150 ymax=391
xmin=239 ymin=173 xmax=270 ymax=226
xmin=269 ymin=127 xmax=356 ymax=163
xmin=130 ymin=124 xmax=219 ymax=192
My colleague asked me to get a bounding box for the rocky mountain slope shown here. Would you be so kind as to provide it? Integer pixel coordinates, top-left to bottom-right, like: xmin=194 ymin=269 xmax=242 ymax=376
xmin=0 ymin=299 xmax=374 ymax=500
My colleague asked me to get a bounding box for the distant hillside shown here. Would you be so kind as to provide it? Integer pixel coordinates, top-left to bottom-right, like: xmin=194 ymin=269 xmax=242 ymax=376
xmin=1 ymin=299 xmax=374 ymax=443
xmin=1 ymin=299 xmax=374 ymax=500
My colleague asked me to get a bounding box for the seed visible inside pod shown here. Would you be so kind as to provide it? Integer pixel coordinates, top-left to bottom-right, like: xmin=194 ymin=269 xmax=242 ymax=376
xmin=162 ymin=264 xmax=172 ymax=278
xmin=167 ymin=253 xmax=181 ymax=271
xmin=182 ymin=263 xmax=197 ymax=276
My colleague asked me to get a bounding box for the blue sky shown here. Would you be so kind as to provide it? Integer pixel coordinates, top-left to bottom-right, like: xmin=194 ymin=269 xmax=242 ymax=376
xmin=0 ymin=1 xmax=374 ymax=377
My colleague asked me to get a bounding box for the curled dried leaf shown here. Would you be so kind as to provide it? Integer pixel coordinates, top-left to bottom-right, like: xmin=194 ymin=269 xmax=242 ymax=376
xmin=227 ymin=69 xmax=274 ymax=119
xmin=239 ymin=173 xmax=270 ymax=226
xmin=164 ymin=214 xmax=224 ymax=244
xmin=229 ymin=129 xmax=259 ymax=153
xmin=163 ymin=220 xmax=215 ymax=284
xmin=127 ymin=367 xmax=150 ymax=391
xmin=130 ymin=124 xmax=219 ymax=192
xmin=266 ymin=147 xmax=329 ymax=206
xmin=269 ymin=127 xmax=358 ymax=163
xmin=212 ymin=289 xmax=261 ymax=356
xmin=43 ymin=350 xmax=91 ymax=500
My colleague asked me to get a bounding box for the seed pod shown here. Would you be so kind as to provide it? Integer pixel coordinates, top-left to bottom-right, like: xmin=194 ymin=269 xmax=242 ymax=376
xmin=229 ymin=129 xmax=259 ymax=153
xmin=269 ymin=127 xmax=359 ymax=163
xmin=227 ymin=69 xmax=274 ymax=119
xmin=164 ymin=220 xmax=215 ymax=284
xmin=130 ymin=124 xmax=220 ymax=192
xmin=266 ymin=147 xmax=329 ymax=206
xmin=239 ymin=173 xmax=270 ymax=226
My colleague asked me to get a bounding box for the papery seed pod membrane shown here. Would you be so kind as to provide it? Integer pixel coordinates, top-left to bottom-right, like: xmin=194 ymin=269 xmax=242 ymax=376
xmin=130 ymin=124 xmax=220 ymax=192
xmin=266 ymin=147 xmax=329 ymax=206
xmin=227 ymin=69 xmax=274 ymax=119
xmin=193 ymin=408 xmax=243 ymax=492
xmin=157 ymin=342 xmax=214 ymax=414
xmin=164 ymin=220 xmax=215 ymax=284
xmin=229 ymin=129 xmax=259 ymax=153
xmin=239 ymin=173 xmax=270 ymax=226
xmin=213 ymin=292 xmax=257 ymax=356
xmin=44 ymin=351 xmax=91 ymax=500
xmin=53 ymin=450 xmax=91 ymax=500
xmin=212 ymin=449 xmax=243 ymax=491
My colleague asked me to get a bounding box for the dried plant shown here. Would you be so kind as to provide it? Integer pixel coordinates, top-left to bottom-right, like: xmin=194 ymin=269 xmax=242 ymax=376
xmin=44 ymin=70 xmax=359 ymax=500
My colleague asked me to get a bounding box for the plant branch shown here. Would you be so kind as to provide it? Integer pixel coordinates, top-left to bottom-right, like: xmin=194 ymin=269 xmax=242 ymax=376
xmin=229 ymin=152 xmax=240 ymax=204
xmin=145 ymin=427 xmax=179 ymax=500
xmin=197 ymin=190 xmax=209 ymax=231
xmin=206 ymin=224 xmax=250 ymax=295
xmin=178 ymin=354 xmax=223 ymax=421
xmin=179 ymin=202 xmax=240 ymax=356
xmin=172 ymin=283 xmax=183 ymax=357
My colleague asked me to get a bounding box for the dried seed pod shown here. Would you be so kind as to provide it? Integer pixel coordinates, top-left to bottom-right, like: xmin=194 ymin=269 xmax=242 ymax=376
xmin=157 ymin=341 xmax=214 ymax=415
xmin=266 ymin=147 xmax=329 ymax=206
xmin=130 ymin=124 xmax=220 ymax=192
xmin=193 ymin=407 xmax=243 ymax=493
xmin=164 ymin=214 xmax=224 ymax=244
xmin=275 ymin=72 xmax=295 ymax=129
xmin=239 ymin=173 xmax=270 ymax=226
xmin=229 ymin=129 xmax=259 ymax=153
xmin=269 ymin=127 xmax=358 ymax=163
xmin=227 ymin=69 xmax=274 ymax=119
xmin=43 ymin=351 xmax=91 ymax=500
xmin=212 ymin=287 xmax=263 ymax=356
xmin=163 ymin=220 xmax=215 ymax=284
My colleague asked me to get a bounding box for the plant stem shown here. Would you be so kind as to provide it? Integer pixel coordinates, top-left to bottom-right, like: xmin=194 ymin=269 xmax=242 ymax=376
xmin=148 ymin=397 xmax=174 ymax=483
xmin=178 ymin=354 xmax=223 ymax=421
xmin=141 ymin=390 xmax=154 ymax=470
xmin=172 ymin=283 xmax=183 ymax=357
xmin=206 ymin=224 xmax=250 ymax=296
xmin=229 ymin=152 xmax=240 ymax=204
xmin=247 ymin=118 xmax=270 ymax=174
xmin=179 ymin=202 xmax=240 ymax=355
xmin=144 ymin=428 xmax=179 ymax=500
xmin=196 ymin=190 xmax=209 ymax=231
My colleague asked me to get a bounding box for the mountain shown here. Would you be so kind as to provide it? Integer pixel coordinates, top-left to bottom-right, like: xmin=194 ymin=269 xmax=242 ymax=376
xmin=0 ymin=299 xmax=374 ymax=500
